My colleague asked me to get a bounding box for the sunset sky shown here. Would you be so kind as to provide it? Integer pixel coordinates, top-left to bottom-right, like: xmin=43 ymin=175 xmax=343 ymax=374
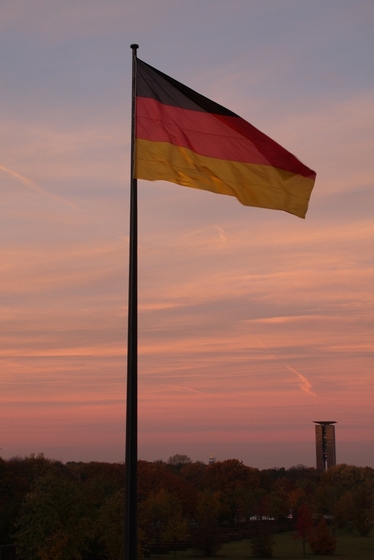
xmin=1 ymin=0 xmax=373 ymax=469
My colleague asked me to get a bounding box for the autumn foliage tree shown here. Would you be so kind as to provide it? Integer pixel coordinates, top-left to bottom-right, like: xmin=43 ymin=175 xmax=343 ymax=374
xmin=308 ymin=516 xmax=337 ymax=555
xmin=334 ymin=490 xmax=354 ymax=529
xmin=203 ymin=459 xmax=260 ymax=523
xmin=194 ymin=490 xmax=222 ymax=557
xmin=98 ymin=488 xmax=125 ymax=560
xmin=293 ymin=504 xmax=314 ymax=558
xmin=353 ymin=484 xmax=374 ymax=536
xmin=249 ymin=494 xmax=275 ymax=558
xmin=250 ymin=524 xmax=274 ymax=559
xmin=14 ymin=473 xmax=92 ymax=560
xmin=2 ymin=456 xmax=374 ymax=559
xmin=141 ymin=489 xmax=187 ymax=559
xmin=159 ymin=492 xmax=188 ymax=560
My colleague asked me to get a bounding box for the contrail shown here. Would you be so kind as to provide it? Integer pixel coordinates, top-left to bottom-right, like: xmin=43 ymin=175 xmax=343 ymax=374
xmin=167 ymin=384 xmax=205 ymax=394
xmin=0 ymin=164 xmax=77 ymax=210
xmin=284 ymin=365 xmax=316 ymax=397
xmin=213 ymin=224 xmax=227 ymax=243
xmin=248 ymin=331 xmax=317 ymax=397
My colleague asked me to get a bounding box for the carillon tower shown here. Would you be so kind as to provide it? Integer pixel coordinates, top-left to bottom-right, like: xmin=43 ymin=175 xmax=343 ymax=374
xmin=314 ymin=421 xmax=337 ymax=471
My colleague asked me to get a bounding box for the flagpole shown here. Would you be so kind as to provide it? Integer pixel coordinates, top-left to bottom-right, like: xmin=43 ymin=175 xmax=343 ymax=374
xmin=125 ymin=43 xmax=139 ymax=560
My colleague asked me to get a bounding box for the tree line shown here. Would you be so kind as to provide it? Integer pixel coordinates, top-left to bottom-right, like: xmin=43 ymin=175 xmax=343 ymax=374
xmin=0 ymin=453 xmax=373 ymax=559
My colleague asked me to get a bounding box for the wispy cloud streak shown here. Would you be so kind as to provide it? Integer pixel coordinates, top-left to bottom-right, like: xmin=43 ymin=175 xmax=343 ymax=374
xmin=0 ymin=164 xmax=77 ymax=210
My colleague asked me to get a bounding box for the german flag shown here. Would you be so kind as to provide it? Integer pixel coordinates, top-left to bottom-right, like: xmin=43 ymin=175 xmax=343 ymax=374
xmin=135 ymin=59 xmax=316 ymax=219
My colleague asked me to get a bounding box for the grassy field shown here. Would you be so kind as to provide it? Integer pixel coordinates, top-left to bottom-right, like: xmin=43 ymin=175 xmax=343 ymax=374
xmin=151 ymin=530 xmax=374 ymax=559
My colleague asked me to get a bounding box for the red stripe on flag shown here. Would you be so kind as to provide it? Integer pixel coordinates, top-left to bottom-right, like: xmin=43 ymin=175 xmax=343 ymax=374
xmin=136 ymin=97 xmax=315 ymax=179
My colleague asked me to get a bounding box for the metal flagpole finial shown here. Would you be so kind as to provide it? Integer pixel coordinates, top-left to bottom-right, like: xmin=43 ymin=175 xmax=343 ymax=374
xmin=130 ymin=44 xmax=139 ymax=52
